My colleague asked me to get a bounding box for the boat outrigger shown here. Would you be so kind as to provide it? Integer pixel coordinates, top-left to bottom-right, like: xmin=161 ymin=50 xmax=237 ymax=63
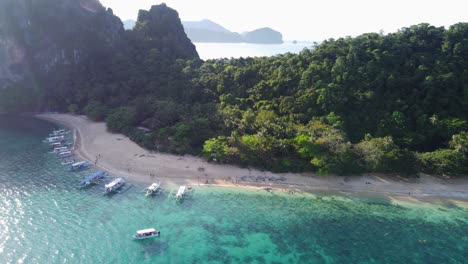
xmin=176 ymin=186 xmax=186 ymax=200
xmin=104 ymin=178 xmax=125 ymax=194
xmin=79 ymin=171 xmax=107 ymax=188
xmin=133 ymin=228 xmax=160 ymax=240
xmin=69 ymin=161 xmax=92 ymax=171
xmin=145 ymin=182 xmax=161 ymax=197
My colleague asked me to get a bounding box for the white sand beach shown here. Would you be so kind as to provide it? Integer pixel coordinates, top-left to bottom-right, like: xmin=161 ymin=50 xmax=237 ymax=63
xmin=36 ymin=113 xmax=468 ymax=201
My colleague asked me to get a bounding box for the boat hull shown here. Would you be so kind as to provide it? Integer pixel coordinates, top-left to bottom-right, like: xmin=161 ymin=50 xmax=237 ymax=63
xmin=132 ymin=233 xmax=160 ymax=240
xmin=104 ymin=182 xmax=125 ymax=194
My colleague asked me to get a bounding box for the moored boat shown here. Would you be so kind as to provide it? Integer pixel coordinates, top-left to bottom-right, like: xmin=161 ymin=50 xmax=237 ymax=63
xmin=52 ymin=146 xmax=69 ymax=154
xmin=176 ymin=185 xmax=186 ymax=200
xmin=145 ymin=182 xmax=161 ymax=197
xmin=51 ymin=142 xmax=63 ymax=149
xmin=69 ymin=161 xmax=92 ymax=171
xmin=133 ymin=228 xmax=160 ymax=240
xmin=44 ymin=135 xmax=65 ymax=143
xmin=104 ymin=178 xmax=125 ymax=194
xmin=57 ymin=150 xmax=73 ymax=158
xmin=49 ymin=129 xmax=69 ymax=137
xmin=79 ymin=171 xmax=107 ymax=188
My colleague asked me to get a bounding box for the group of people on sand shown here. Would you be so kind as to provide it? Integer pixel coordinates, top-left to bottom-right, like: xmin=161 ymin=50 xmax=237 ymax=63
xmin=94 ymin=154 xmax=101 ymax=165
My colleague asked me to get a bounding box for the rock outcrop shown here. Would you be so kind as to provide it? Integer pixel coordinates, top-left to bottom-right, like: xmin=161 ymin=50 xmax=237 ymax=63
xmin=133 ymin=4 xmax=198 ymax=60
xmin=0 ymin=2 xmax=198 ymax=90
xmin=0 ymin=0 xmax=124 ymax=88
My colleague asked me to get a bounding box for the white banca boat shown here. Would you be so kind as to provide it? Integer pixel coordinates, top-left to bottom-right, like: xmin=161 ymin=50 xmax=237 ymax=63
xmin=61 ymin=159 xmax=75 ymax=166
xmin=57 ymin=150 xmax=73 ymax=158
xmin=176 ymin=185 xmax=186 ymax=200
xmin=44 ymin=135 xmax=65 ymax=143
xmin=49 ymin=129 xmax=69 ymax=137
xmin=133 ymin=228 xmax=160 ymax=240
xmin=79 ymin=171 xmax=107 ymax=188
xmin=51 ymin=142 xmax=63 ymax=149
xmin=145 ymin=182 xmax=161 ymax=197
xmin=69 ymin=161 xmax=92 ymax=171
xmin=52 ymin=146 xmax=69 ymax=154
xmin=104 ymin=178 xmax=125 ymax=193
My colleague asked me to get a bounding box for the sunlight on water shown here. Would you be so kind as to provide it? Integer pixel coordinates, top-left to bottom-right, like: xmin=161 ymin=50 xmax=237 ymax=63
xmin=0 ymin=115 xmax=467 ymax=263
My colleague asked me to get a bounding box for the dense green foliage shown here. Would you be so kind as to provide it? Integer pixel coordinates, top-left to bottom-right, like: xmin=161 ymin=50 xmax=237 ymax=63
xmin=1 ymin=2 xmax=467 ymax=177
xmin=185 ymin=23 xmax=467 ymax=176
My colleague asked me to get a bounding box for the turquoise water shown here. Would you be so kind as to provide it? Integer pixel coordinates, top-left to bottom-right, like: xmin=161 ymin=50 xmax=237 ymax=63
xmin=1 ymin=115 xmax=467 ymax=264
xmin=194 ymin=41 xmax=314 ymax=60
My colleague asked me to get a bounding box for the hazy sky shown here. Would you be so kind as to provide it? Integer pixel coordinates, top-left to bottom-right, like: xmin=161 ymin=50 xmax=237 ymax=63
xmin=100 ymin=0 xmax=468 ymax=41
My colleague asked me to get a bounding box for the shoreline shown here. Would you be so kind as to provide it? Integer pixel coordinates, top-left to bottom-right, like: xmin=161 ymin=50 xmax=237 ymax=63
xmin=36 ymin=113 xmax=468 ymax=202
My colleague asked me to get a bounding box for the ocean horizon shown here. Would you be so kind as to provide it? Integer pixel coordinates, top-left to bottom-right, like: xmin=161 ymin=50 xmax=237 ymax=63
xmin=194 ymin=41 xmax=315 ymax=60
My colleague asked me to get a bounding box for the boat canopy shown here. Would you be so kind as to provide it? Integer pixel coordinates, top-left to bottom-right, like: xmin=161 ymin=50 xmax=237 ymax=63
xmin=84 ymin=171 xmax=106 ymax=182
xmin=105 ymin=178 xmax=123 ymax=188
xmin=148 ymin=183 xmax=159 ymax=190
xmin=176 ymin=186 xmax=186 ymax=197
xmin=137 ymin=228 xmax=156 ymax=234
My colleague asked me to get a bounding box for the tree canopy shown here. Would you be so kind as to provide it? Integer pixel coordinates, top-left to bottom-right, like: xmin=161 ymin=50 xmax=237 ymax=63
xmin=1 ymin=19 xmax=467 ymax=176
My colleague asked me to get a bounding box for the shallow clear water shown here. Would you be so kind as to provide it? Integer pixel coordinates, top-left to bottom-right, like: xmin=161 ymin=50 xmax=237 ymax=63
xmin=194 ymin=41 xmax=314 ymax=60
xmin=1 ymin=115 xmax=467 ymax=264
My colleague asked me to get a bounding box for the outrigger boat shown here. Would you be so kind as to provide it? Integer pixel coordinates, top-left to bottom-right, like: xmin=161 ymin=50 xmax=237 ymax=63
xmin=52 ymin=146 xmax=69 ymax=154
xmin=132 ymin=228 xmax=160 ymax=240
xmin=51 ymin=142 xmax=63 ymax=149
xmin=49 ymin=129 xmax=69 ymax=137
xmin=44 ymin=135 xmax=65 ymax=144
xmin=176 ymin=185 xmax=186 ymax=200
xmin=57 ymin=150 xmax=73 ymax=158
xmin=79 ymin=171 xmax=107 ymax=188
xmin=104 ymin=178 xmax=125 ymax=194
xmin=69 ymin=161 xmax=92 ymax=171
xmin=145 ymin=182 xmax=161 ymax=197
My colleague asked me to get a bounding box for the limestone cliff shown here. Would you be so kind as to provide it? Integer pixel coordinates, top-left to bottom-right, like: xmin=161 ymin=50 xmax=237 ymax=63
xmin=0 ymin=0 xmax=124 ymax=89
xmin=133 ymin=4 xmax=198 ymax=60
xmin=0 ymin=2 xmax=198 ymax=91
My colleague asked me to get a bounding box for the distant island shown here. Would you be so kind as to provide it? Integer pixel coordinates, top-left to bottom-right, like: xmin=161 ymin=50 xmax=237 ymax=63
xmin=124 ymin=18 xmax=284 ymax=44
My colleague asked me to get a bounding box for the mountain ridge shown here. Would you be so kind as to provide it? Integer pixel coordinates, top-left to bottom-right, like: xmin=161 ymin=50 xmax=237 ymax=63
xmin=124 ymin=18 xmax=284 ymax=44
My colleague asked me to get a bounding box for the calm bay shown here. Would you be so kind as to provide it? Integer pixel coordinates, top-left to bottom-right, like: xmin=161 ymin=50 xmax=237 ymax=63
xmin=0 ymin=115 xmax=467 ymax=263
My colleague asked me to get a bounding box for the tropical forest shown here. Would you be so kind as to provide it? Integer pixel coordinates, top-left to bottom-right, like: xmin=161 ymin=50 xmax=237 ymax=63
xmin=1 ymin=1 xmax=467 ymax=176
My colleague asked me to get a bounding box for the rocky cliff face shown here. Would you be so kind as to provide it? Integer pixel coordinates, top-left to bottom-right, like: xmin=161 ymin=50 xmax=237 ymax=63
xmin=133 ymin=4 xmax=198 ymax=60
xmin=0 ymin=0 xmax=28 ymax=88
xmin=0 ymin=1 xmax=198 ymax=91
xmin=0 ymin=0 xmax=124 ymax=89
